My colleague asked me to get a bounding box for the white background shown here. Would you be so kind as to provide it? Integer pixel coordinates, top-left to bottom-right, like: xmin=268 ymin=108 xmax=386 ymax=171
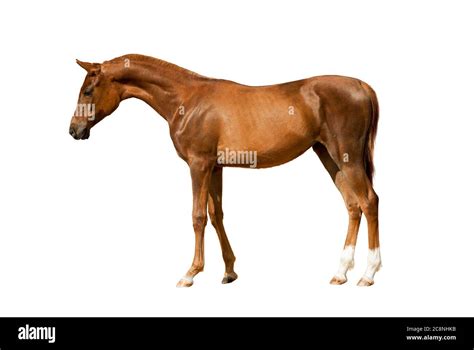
xmin=0 ymin=0 xmax=473 ymax=316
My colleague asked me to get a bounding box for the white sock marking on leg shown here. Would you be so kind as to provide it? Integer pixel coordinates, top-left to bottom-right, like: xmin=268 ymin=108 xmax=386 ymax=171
xmin=334 ymin=246 xmax=355 ymax=280
xmin=180 ymin=275 xmax=194 ymax=283
xmin=362 ymin=248 xmax=381 ymax=282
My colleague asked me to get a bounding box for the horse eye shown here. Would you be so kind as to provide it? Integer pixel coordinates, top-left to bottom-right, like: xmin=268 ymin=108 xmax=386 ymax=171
xmin=84 ymin=88 xmax=93 ymax=96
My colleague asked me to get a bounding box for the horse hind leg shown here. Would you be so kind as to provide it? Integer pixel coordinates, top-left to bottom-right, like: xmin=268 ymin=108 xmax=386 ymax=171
xmin=340 ymin=163 xmax=381 ymax=286
xmin=313 ymin=143 xmax=362 ymax=285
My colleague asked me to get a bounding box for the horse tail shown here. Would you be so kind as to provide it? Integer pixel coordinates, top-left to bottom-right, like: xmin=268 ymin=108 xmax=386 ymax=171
xmin=360 ymin=81 xmax=379 ymax=184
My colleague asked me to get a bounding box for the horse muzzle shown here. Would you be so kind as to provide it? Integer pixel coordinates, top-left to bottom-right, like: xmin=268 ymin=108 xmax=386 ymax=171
xmin=69 ymin=126 xmax=90 ymax=140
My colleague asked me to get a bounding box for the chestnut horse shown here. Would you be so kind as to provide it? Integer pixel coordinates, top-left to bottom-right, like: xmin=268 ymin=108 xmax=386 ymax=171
xmin=70 ymin=54 xmax=381 ymax=287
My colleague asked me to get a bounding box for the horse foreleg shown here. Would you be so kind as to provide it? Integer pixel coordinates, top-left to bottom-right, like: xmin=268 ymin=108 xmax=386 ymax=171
xmin=208 ymin=167 xmax=238 ymax=284
xmin=176 ymin=158 xmax=214 ymax=287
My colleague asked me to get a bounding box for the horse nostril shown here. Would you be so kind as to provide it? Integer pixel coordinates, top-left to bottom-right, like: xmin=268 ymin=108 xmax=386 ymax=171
xmin=69 ymin=127 xmax=76 ymax=138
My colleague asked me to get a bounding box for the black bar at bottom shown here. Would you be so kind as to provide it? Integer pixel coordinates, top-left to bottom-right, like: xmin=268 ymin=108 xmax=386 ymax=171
xmin=0 ymin=317 xmax=472 ymax=349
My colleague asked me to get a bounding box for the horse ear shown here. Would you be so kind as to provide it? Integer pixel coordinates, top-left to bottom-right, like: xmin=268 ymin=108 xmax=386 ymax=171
xmin=76 ymin=59 xmax=100 ymax=73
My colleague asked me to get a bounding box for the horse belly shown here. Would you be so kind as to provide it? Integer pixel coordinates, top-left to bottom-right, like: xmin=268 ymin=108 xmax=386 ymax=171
xmin=218 ymin=109 xmax=317 ymax=168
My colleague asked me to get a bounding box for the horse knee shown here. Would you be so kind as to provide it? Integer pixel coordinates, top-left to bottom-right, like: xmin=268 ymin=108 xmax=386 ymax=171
xmin=347 ymin=201 xmax=362 ymax=220
xmin=193 ymin=214 xmax=208 ymax=232
xmin=209 ymin=208 xmax=223 ymax=227
xmin=209 ymin=212 xmax=217 ymax=227
xmin=360 ymin=192 xmax=378 ymax=218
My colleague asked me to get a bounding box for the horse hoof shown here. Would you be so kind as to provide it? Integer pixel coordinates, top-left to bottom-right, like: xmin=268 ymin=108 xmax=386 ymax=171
xmin=357 ymin=277 xmax=374 ymax=287
xmin=222 ymin=272 xmax=238 ymax=284
xmin=176 ymin=277 xmax=194 ymax=288
xmin=330 ymin=276 xmax=347 ymax=285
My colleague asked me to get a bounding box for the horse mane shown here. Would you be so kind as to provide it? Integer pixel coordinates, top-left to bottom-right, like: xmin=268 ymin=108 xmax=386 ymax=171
xmin=105 ymin=54 xmax=206 ymax=78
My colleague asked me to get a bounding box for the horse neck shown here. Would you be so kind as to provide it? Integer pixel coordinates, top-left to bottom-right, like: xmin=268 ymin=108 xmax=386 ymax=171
xmin=114 ymin=59 xmax=199 ymax=122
